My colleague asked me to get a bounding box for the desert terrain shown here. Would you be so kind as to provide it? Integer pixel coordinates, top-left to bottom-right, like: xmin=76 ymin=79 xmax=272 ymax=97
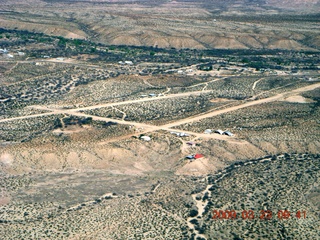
xmin=0 ymin=1 xmax=320 ymax=50
xmin=0 ymin=1 xmax=320 ymax=239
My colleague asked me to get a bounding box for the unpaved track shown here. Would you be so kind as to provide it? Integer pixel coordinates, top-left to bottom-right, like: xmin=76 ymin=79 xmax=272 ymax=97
xmin=1 ymin=82 xmax=319 ymax=144
xmin=66 ymin=90 xmax=212 ymax=112
xmin=0 ymin=60 xmax=103 ymax=70
xmin=61 ymin=111 xmax=235 ymax=142
xmin=0 ymin=90 xmax=210 ymax=123
xmin=252 ymin=77 xmax=264 ymax=90
xmin=0 ymin=112 xmax=56 ymax=123
xmin=162 ymin=82 xmax=320 ymax=129
xmin=186 ymin=77 xmax=225 ymax=90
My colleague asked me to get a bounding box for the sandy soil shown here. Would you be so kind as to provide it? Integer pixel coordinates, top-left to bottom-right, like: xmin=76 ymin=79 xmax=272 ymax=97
xmin=163 ymin=82 xmax=320 ymax=129
xmin=0 ymin=197 xmax=11 ymax=206
xmin=0 ymin=153 xmax=13 ymax=166
xmin=176 ymin=158 xmax=221 ymax=176
xmin=209 ymin=98 xmax=233 ymax=103
xmin=283 ymin=95 xmax=316 ymax=103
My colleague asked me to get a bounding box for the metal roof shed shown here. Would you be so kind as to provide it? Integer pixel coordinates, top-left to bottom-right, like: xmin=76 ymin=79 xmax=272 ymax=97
xmin=140 ymin=136 xmax=151 ymax=141
xmin=194 ymin=154 xmax=204 ymax=159
xmin=214 ymin=129 xmax=224 ymax=135
xmin=223 ymin=131 xmax=233 ymax=136
xmin=204 ymin=129 xmax=212 ymax=134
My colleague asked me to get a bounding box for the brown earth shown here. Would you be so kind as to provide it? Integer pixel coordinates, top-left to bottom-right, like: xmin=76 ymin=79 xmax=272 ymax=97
xmin=0 ymin=1 xmax=319 ymax=50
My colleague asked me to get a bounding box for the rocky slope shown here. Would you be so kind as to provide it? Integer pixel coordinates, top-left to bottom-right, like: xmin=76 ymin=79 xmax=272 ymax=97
xmin=0 ymin=0 xmax=319 ymax=50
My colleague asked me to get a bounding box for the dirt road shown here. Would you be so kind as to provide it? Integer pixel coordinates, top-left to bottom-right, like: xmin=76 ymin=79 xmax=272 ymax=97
xmin=0 ymin=112 xmax=56 ymax=123
xmin=66 ymin=90 xmax=212 ymax=112
xmin=162 ymin=82 xmax=320 ymax=129
xmin=252 ymin=77 xmax=264 ymax=90
xmin=1 ymin=82 xmax=319 ymax=144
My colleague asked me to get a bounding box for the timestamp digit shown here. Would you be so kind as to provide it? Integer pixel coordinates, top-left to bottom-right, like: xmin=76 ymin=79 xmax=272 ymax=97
xmin=242 ymin=210 xmax=248 ymax=219
xmin=248 ymin=210 xmax=254 ymax=219
xmin=212 ymin=210 xmax=219 ymax=219
xmin=225 ymin=210 xmax=237 ymax=220
xmin=265 ymin=210 xmax=272 ymax=220
xmin=242 ymin=210 xmax=254 ymax=220
xmin=296 ymin=210 xmax=306 ymax=219
xmin=278 ymin=210 xmax=290 ymax=220
xmin=260 ymin=210 xmax=272 ymax=220
xmin=230 ymin=210 xmax=237 ymax=219
xmin=219 ymin=210 xmax=226 ymax=219
xmin=225 ymin=210 xmax=231 ymax=219
xmin=283 ymin=210 xmax=290 ymax=219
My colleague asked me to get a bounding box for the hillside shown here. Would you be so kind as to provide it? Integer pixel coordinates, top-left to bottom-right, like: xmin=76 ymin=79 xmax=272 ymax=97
xmin=0 ymin=0 xmax=319 ymax=50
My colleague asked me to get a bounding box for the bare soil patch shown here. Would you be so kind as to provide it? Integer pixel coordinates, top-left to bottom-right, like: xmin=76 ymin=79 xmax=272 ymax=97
xmin=283 ymin=95 xmax=316 ymax=103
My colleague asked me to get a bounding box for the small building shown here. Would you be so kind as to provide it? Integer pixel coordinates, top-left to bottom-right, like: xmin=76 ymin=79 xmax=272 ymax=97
xmin=204 ymin=129 xmax=212 ymax=134
xmin=186 ymin=155 xmax=194 ymax=159
xmin=140 ymin=136 xmax=151 ymax=141
xmin=170 ymin=131 xmax=189 ymax=137
xmin=223 ymin=131 xmax=233 ymax=136
xmin=194 ymin=154 xmax=204 ymax=159
xmin=149 ymin=93 xmax=157 ymax=97
xmin=179 ymin=132 xmax=187 ymax=137
xmin=0 ymin=98 xmax=10 ymax=103
xmin=214 ymin=129 xmax=224 ymax=135
xmin=139 ymin=71 xmax=148 ymax=76
xmin=0 ymin=49 xmax=8 ymax=54
xmin=125 ymin=61 xmax=133 ymax=65
xmin=187 ymin=141 xmax=195 ymax=146
xmin=18 ymin=52 xmax=25 ymax=56
xmin=6 ymin=54 xmax=14 ymax=58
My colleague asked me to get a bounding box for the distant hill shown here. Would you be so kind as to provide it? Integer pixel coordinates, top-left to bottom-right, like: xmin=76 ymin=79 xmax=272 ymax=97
xmin=0 ymin=0 xmax=319 ymax=50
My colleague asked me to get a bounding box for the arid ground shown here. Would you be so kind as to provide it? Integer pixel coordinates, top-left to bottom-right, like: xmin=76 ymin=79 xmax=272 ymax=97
xmin=0 ymin=1 xmax=320 ymax=239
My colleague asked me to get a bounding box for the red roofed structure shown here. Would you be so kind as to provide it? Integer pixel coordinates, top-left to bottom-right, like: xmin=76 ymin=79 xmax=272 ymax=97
xmin=194 ymin=154 xmax=204 ymax=159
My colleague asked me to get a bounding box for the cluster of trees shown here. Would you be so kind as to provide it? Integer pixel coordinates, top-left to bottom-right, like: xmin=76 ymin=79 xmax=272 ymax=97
xmin=53 ymin=116 xmax=93 ymax=129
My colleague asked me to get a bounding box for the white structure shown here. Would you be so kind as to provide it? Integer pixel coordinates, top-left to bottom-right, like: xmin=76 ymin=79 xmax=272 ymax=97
xmin=204 ymin=129 xmax=212 ymax=134
xmin=0 ymin=48 xmax=8 ymax=54
xmin=178 ymin=132 xmax=189 ymax=137
xmin=214 ymin=129 xmax=224 ymax=135
xmin=140 ymin=136 xmax=151 ymax=141
xmin=223 ymin=131 xmax=233 ymax=137
xmin=170 ymin=132 xmax=190 ymax=137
